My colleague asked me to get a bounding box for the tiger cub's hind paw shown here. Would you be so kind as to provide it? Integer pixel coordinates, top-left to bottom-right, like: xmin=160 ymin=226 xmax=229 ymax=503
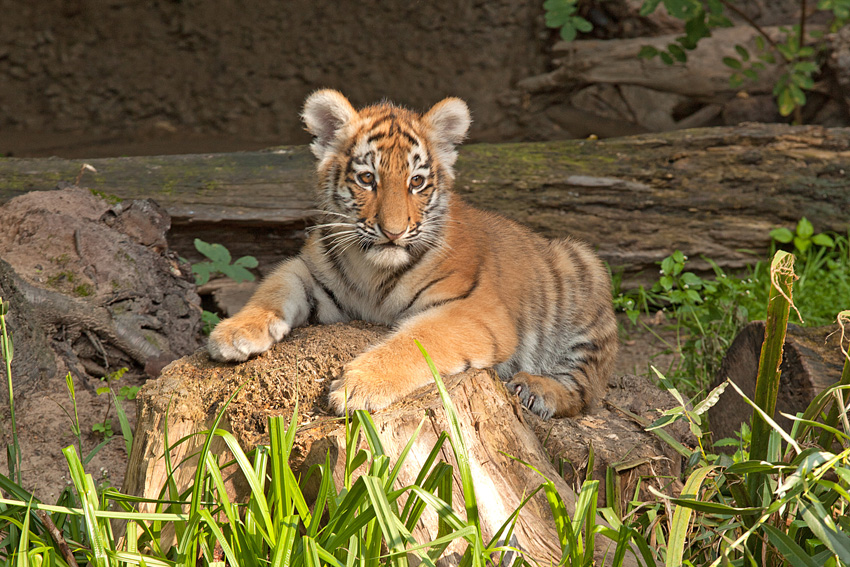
xmin=207 ymin=308 xmax=290 ymax=362
xmin=506 ymin=372 xmax=583 ymax=420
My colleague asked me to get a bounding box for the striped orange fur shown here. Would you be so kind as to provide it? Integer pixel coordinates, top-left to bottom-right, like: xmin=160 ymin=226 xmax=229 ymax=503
xmin=208 ymin=90 xmax=618 ymax=419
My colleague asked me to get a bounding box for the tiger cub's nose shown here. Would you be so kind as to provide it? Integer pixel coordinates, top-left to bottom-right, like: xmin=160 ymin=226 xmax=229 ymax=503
xmin=381 ymin=227 xmax=406 ymax=242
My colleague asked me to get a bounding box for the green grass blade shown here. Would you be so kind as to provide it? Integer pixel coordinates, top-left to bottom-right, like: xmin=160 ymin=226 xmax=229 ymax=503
xmin=271 ymin=514 xmax=298 ymax=567
xmin=761 ymin=523 xmax=818 ymax=567
xmin=415 ymin=342 xmax=479 ymax=533
xmin=666 ymin=465 xmax=715 ymax=567
xmin=177 ymin=380 xmax=249 ymax=565
xmin=16 ymin=498 xmax=31 ymax=567
xmin=387 ymin=416 xmax=426 ymax=491
xmin=363 ymin=475 xmax=409 ymax=567
xmin=216 ymin=428 xmax=275 ymax=543
xmin=819 ymin=318 xmax=850 ymax=448
xmin=64 ymin=445 xmax=110 ymax=567
xmin=111 ymin=390 xmax=134 ymax=456
xmin=199 ymin=509 xmax=239 ymax=566
xmin=800 ymin=498 xmax=850 ymax=563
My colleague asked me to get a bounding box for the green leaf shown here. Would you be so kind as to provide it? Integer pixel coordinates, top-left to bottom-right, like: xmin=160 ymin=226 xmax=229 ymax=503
xmin=220 ymin=264 xmax=256 ymax=283
xmin=762 ymin=524 xmax=819 ymax=567
xmin=770 ymin=227 xmax=794 ymax=243
xmin=693 ymin=381 xmax=728 ymax=415
xmin=812 ymin=233 xmax=835 ymax=247
xmin=191 ymin=263 xmax=213 ymax=286
xmin=663 ymin=0 xmax=701 ymax=20
xmin=661 ymin=256 xmax=676 ymax=274
xmin=777 ymin=87 xmax=795 ymax=116
xmin=233 ymin=255 xmax=259 ymax=269
xmin=789 ymin=83 xmax=807 ymax=106
xmin=560 ymin=24 xmax=578 ymax=42
xmin=722 ymin=56 xmax=742 ymax=69
xmin=544 ymin=0 xmax=577 ymax=28
xmin=668 ymin=43 xmax=687 ymax=62
xmin=573 ymin=16 xmax=593 ymax=33
xmin=794 ymin=236 xmax=811 ymax=254
xmin=735 ymin=45 xmax=750 ymax=61
xmin=797 ymin=217 xmax=814 ymax=239
xmin=640 ymin=0 xmax=663 ymax=16
xmin=638 ymin=45 xmax=659 ymax=59
xmin=794 ymin=61 xmax=819 ymax=73
xmin=800 ymin=499 xmax=850 ymax=563
xmin=743 ymin=69 xmax=759 ymax=81
xmin=660 ymin=51 xmax=674 ymax=65
xmin=680 ymin=272 xmax=702 ymax=287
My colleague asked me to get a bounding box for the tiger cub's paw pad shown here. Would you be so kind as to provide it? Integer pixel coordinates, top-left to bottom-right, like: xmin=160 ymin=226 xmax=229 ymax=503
xmin=207 ymin=314 xmax=289 ymax=362
xmin=505 ymin=372 xmax=559 ymax=420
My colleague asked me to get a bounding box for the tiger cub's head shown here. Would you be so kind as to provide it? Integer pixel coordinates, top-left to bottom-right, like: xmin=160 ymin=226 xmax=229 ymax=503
xmin=302 ymin=90 xmax=470 ymax=269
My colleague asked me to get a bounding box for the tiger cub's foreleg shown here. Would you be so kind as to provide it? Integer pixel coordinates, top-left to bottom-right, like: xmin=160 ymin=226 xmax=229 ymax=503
xmin=329 ymin=303 xmax=517 ymax=414
xmin=208 ymin=257 xmax=317 ymax=361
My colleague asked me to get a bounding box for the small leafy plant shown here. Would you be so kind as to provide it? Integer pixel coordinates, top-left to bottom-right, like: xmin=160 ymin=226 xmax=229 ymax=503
xmin=191 ymin=237 xmax=258 ymax=285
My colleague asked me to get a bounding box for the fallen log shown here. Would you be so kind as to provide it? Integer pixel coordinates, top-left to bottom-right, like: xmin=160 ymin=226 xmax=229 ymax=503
xmin=708 ymin=321 xmax=848 ymax=445
xmin=121 ymin=322 xmax=690 ymax=565
xmin=2 ymin=125 xmax=849 ymax=286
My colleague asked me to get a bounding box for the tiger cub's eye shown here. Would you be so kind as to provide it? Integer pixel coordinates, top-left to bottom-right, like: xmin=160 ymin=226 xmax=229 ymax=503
xmin=357 ymin=172 xmax=375 ymax=186
xmin=410 ymin=175 xmax=425 ymax=190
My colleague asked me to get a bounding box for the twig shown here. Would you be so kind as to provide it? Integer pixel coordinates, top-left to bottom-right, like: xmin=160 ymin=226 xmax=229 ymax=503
xmin=718 ymin=0 xmax=780 ymax=51
xmin=35 ymin=510 xmax=80 ymax=567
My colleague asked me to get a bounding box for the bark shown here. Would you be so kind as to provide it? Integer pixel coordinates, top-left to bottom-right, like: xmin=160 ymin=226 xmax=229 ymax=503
xmin=2 ymin=125 xmax=849 ymax=286
xmin=121 ymin=323 xmax=687 ymax=565
xmin=708 ymin=321 xmax=848 ymax=445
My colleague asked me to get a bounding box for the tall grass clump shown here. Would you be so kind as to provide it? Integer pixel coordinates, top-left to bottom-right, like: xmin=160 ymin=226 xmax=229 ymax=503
xmin=642 ymin=250 xmax=850 ymax=566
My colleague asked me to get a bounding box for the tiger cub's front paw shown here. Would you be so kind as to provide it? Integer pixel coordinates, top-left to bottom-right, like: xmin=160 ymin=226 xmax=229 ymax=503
xmin=207 ymin=308 xmax=290 ymax=362
xmin=506 ymin=372 xmax=583 ymax=420
xmin=328 ymin=356 xmax=404 ymax=414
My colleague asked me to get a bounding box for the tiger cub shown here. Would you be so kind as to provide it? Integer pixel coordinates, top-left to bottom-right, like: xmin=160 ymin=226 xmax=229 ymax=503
xmin=208 ymin=90 xmax=618 ymax=419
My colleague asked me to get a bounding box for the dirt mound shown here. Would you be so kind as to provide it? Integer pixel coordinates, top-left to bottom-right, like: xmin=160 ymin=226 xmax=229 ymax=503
xmin=0 ymin=186 xmax=203 ymax=499
xmin=0 ymin=187 xmax=202 ymax=382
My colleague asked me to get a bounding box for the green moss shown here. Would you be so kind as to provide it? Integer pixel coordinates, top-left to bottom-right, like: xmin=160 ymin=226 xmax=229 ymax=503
xmin=47 ymin=270 xmax=77 ymax=287
xmin=73 ymin=283 xmax=94 ymax=297
xmin=88 ymin=188 xmax=122 ymax=204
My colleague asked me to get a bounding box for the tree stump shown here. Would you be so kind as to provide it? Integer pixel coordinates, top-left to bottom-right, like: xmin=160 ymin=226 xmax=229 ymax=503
xmin=708 ymin=321 xmax=848 ymax=444
xmin=121 ymin=323 xmax=691 ymax=565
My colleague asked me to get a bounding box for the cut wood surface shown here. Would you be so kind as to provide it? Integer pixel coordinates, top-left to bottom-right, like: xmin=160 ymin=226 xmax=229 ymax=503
xmin=2 ymin=124 xmax=849 ymax=284
xmin=121 ymin=322 xmax=694 ymax=565
xmin=709 ymin=321 xmax=848 ymax=444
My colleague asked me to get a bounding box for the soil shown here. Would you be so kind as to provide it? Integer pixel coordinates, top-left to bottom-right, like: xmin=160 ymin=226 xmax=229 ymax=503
xmin=0 ymin=0 xmax=549 ymax=158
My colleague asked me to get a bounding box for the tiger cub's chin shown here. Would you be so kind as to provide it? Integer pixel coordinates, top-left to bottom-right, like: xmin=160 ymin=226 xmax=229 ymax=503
xmin=365 ymin=244 xmax=413 ymax=269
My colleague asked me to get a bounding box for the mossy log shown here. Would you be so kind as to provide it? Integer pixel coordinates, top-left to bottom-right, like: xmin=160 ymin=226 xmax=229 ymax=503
xmin=1 ymin=124 xmax=849 ymax=285
xmin=709 ymin=321 xmax=848 ymax=444
xmin=121 ymin=323 xmax=683 ymax=565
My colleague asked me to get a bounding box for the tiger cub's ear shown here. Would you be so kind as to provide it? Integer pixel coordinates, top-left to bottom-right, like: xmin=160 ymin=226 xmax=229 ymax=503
xmin=423 ymin=97 xmax=471 ymax=173
xmin=302 ymin=89 xmax=358 ymax=160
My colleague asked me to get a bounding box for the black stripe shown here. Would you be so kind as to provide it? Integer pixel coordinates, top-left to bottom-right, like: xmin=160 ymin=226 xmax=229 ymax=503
xmin=325 ymin=243 xmax=357 ymax=294
xmin=401 ymin=272 xmax=452 ymax=313
xmin=416 ymin=265 xmax=480 ymax=312
xmin=309 ymin=272 xmax=346 ymax=317
xmin=375 ymin=246 xmax=431 ymax=301
xmin=399 ymin=129 xmax=418 ymax=147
